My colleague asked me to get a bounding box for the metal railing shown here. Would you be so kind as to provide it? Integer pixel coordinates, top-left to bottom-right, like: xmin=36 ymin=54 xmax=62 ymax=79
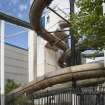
xmin=7 ymin=86 xmax=105 ymax=105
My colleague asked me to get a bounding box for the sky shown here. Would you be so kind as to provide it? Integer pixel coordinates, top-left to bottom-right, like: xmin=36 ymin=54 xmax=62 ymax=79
xmin=0 ymin=0 xmax=30 ymax=49
xmin=0 ymin=0 xmax=30 ymax=21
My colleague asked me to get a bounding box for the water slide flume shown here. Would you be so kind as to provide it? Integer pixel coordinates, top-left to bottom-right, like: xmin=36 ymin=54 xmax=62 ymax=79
xmin=8 ymin=63 xmax=105 ymax=96
xmin=30 ymin=0 xmax=68 ymax=51
xmin=30 ymin=0 xmax=102 ymax=67
xmin=7 ymin=0 xmax=105 ymax=97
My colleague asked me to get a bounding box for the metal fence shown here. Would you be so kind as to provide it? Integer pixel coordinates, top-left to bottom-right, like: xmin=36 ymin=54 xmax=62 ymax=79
xmin=7 ymin=86 xmax=105 ymax=105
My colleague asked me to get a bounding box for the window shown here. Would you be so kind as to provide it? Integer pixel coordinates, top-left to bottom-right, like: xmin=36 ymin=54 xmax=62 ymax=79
xmin=40 ymin=16 xmax=45 ymax=28
xmin=47 ymin=15 xmax=50 ymax=23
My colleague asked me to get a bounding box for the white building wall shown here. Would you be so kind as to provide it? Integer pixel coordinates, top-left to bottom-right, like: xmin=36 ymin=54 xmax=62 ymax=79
xmin=46 ymin=0 xmax=69 ymax=31
xmin=0 ymin=44 xmax=28 ymax=85
xmin=36 ymin=0 xmax=70 ymax=76
xmin=36 ymin=0 xmax=105 ymax=79
xmin=45 ymin=0 xmax=69 ymax=72
xmin=37 ymin=37 xmax=46 ymax=77
xmin=44 ymin=48 xmax=62 ymax=73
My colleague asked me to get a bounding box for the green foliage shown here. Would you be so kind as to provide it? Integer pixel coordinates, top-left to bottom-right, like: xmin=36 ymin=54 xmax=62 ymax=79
xmin=5 ymin=79 xmax=33 ymax=105
xmin=70 ymin=0 xmax=105 ymax=50
xmin=12 ymin=95 xmax=33 ymax=105
xmin=5 ymin=79 xmax=20 ymax=94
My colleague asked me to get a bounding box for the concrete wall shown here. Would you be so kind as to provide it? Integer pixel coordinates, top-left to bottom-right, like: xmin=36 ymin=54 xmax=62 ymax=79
xmin=37 ymin=0 xmax=70 ymax=77
xmin=44 ymin=48 xmax=63 ymax=73
xmin=0 ymin=43 xmax=28 ymax=85
xmin=37 ymin=38 xmax=63 ymax=77
xmin=46 ymin=0 xmax=69 ymax=31
xmin=37 ymin=37 xmax=46 ymax=77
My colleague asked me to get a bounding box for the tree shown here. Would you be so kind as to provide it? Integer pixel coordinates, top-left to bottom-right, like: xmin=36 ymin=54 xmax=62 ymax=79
xmin=70 ymin=0 xmax=105 ymax=50
xmin=5 ymin=79 xmax=20 ymax=94
xmin=5 ymin=79 xmax=33 ymax=105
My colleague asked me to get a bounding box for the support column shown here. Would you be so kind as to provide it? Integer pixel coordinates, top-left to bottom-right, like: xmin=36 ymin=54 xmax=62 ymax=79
xmin=70 ymin=0 xmax=76 ymax=66
xmin=104 ymin=50 xmax=105 ymax=67
xmin=28 ymin=0 xmax=37 ymax=82
xmin=0 ymin=20 xmax=5 ymax=105
xmin=28 ymin=30 xmax=37 ymax=82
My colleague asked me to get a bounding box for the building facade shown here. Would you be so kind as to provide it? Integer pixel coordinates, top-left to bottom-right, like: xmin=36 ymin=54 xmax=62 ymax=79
xmin=37 ymin=0 xmax=70 ymax=77
xmin=0 ymin=43 xmax=28 ymax=85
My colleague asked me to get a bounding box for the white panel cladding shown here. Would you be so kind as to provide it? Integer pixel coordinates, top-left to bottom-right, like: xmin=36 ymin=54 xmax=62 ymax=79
xmin=37 ymin=0 xmax=69 ymax=75
xmin=5 ymin=66 xmax=27 ymax=74
xmin=5 ymin=58 xmax=27 ymax=68
xmin=46 ymin=0 xmax=69 ymax=32
xmin=37 ymin=36 xmax=62 ymax=76
xmin=45 ymin=48 xmax=57 ymax=65
xmin=0 ymin=44 xmax=28 ymax=85
xmin=37 ymin=36 xmax=46 ymax=77
xmin=5 ymin=47 xmax=27 ymax=61
xmin=37 ymin=64 xmax=45 ymax=77
xmin=28 ymin=30 xmax=37 ymax=81
xmin=5 ymin=73 xmax=28 ymax=85
xmin=44 ymin=48 xmax=62 ymax=73
xmin=36 ymin=0 xmax=68 ymax=75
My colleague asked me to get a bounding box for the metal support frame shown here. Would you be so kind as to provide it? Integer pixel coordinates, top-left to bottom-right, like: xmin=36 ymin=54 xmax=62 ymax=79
xmin=0 ymin=20 xmax=5 ymax=105
xmin=69 ymin=0 xmax=78 ymax=91
xmin=0 ymin=11 xmax=70 ymax=34
xmin=47 ymin=7 xmax=70 ymax=24
xmin=0 ymin=11 xmax=32 ymax=30
xmin=48 ymin=29 xmax=70 ymax=33
xmin=69 ymin=0 xmax=76 ymax=66
xmin=0 ymin=8 xmax=70 ymax=31
xmin=48 ymin=1 xmax=82 ymax=67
